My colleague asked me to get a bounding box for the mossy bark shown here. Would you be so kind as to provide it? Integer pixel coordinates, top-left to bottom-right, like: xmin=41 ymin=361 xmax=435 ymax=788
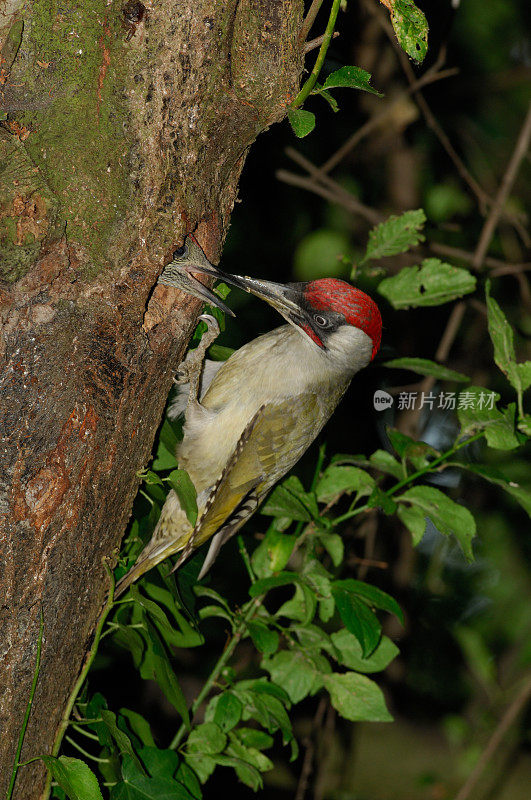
xmin=0 ymin=1 xmax=303 ymax=796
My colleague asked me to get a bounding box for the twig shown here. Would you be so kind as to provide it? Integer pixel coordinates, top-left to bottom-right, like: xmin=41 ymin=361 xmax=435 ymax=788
xmin=454 ymin=674 xmax=531 ymax=800
xmin=293 ymin=0 xmax=342 ymax=108
xmin=299 ymin=0 xmax=326 ymax=43
xmin=305 ymin=31 xmax=339 ymax=54
xmin=471 ymin=100 xmax=531 ymax=270
xmin=295 ymin=698 xmax=328 ymax=800
xmin=430 ymin=242 xmax=530 ymax=273
xmin=276 ymin=168 xmax=381 ymax=226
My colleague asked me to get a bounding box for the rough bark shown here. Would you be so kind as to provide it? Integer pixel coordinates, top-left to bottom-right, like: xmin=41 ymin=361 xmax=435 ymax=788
xmin=0 ymin=1 xmax=303 ymax=796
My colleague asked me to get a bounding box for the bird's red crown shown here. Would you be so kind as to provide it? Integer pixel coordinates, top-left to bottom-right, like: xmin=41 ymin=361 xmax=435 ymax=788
xmin=304 ymin=279 xmax=382 ymax=360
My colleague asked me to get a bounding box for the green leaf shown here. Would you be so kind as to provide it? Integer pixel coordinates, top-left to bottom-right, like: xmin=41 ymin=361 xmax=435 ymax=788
xmin=276 ymin=581 xmax=317 ymax=624
xmin=332 ymin=578 xmax=404 ymax=624
xmin=152 ymin=442 xmax=179 ymax=471
xmin=367 ymin=487 xmax=398 ymax=515
xmin=323 ymin=672 xmax=393 ymax=722
xmin=119 ymin=710 xmax=156 ymax=748
xmin=41 ymin=757 xmax=103 ymax=800
xmin=141 ymin=619 xmax=190 ymax=727
xmin=261 ymin=476 xmax=317 ymax=521
xmin=207 ymin=344 xmax=235 ymax=361
xmin=316 ymin=531 xmax=344 ymax=567
xmin=331 ymin=585 xmax=382 ymax=657
xmin=111 ymin=754 xmax=191 ymax=800
xmin=331 ymin=629 xmax=399 ymax=673
xmin=167 ymin=470 xmax=197 ymax=526
xmin=138 ymin=747 xmax=180 ymax=778
xmin=384 ymin=357 xmax=469 ymax=383
xmin=457 ymin=387 xmax=520 ymax=450
xmin=251 ymin=526 xmax=297 ymax=578
xmin=247 ymin=621 xmax=280 ymax=655
xmin=486 ymin=281 xmax=531 ymax=400
xmin=363 ymin=209 xmax=426 ymax=262
xmin=316 ymin=465 xmax=375 ymax=503
xmin=211 ymin=691 xmax=243 ymax=731
xmin=187 ymin=722 xmax=227 ymax=755
xmin=386 ymin=428 xmax=439 ymax=470
xmin=321 ymin=66 xmax=382 ymax=96
xmin=262 ymin=649 xmax=330 ymax=703
xmin=99 ymin=709 xmax=145 ymax=770
xmin=249 ymin=571 xmax=300 ymax=597
xmin=384 ymin=0 xmax=429 ymax=63
xmin=235 ymin=728 xmax=274 ymax=750
xmin=397 ymin=486 xmax=476 ymax=560
xmin=287 ymin=108 xmax=315 ymax=138
xmin=369 ymin=449 xmax=403 ymax=479
xmin=312 ymin=83 xmax=339 ymax=112
xmin=397 ymin=503 xmax=426 ymax=545
xmin=378 ymin=259 xmax=476 ymax=309
xmin=458 ymin=463 xmax=531 ymax=518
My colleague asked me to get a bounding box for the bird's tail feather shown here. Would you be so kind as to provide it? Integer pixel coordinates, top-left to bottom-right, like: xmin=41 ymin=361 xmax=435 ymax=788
xmin=114 ymin=491 xmax=192 ymax=598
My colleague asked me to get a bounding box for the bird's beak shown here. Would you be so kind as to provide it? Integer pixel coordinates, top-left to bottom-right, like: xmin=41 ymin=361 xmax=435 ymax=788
xmin=158 ymin=235 xmax=235 ymax=317
xmin=226 ymin=276 xmax=305 ymax=327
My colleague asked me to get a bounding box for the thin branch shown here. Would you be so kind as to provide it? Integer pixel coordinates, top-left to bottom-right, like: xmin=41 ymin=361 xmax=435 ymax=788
xmin=429 ymin=242 xmax=530 ymax=273
xmin=471 ymin=100 xmax=531 ymax=270
xmin=299 ymin=0 xmax=326 ymax=43
xmin=295 ymin=698 xmax=328 ymax=800
xmin=305 ymin=30 xmax=339 ymax=54
xmin=455 ymin=674 xmax=531 ymax=800
xmin=276 ymin=168 xmax=381 ymax=226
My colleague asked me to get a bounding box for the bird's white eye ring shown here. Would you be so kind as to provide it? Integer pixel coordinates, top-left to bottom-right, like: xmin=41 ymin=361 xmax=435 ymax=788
xmin=314 ymin=314 xmax=328 ymax=328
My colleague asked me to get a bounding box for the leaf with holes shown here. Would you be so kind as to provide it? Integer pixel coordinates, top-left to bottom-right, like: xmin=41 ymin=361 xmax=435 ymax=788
xmin=378 ymin=259 xmax=476 ymax=308
xmin=381 ymin=0 xmax=429 ymax=63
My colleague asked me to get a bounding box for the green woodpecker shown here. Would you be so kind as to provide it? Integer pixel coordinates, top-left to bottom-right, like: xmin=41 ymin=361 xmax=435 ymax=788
xmin=115 ymin=238 xmax=382 ymax=596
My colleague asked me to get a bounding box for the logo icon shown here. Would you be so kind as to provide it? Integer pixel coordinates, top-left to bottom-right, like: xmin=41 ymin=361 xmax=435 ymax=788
xmin=373 ymin=390 xmax=394 ymax=410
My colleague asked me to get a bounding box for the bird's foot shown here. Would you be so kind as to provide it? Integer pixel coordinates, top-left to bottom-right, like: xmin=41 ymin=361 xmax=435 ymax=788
xmin=175 ymin=314 xmax=220 ymax=398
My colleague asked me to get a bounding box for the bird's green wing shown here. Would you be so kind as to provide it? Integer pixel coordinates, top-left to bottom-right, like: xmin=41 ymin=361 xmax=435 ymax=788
xmin=171 ymin=393 xmax=319 ymax=572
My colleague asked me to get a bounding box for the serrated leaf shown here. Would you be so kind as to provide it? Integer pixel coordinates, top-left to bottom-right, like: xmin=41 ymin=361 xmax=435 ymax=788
xmin=397 ymin=486 xmax=476 ymax=560
xmin=288 ymin=108 xmax=316 ymax=138
xmin=262 ymin=649 xmax=330 ymax=703
xmin=321 ymin=66 xmax=382 ymax=96
xmin=99 ymin=710 xmax=144 ymax=771
xmin=486 ymin=282 xmax=530 ymax=401
xmin=141 ymin=619 xmax=190 ymax=727
xmin=251 ymin=526 xmax=297 ymax=578
xmin=384 ymin=357 xmax=469 ymax=383
xmin=457 ymin=387 xmax=520 ymax=450
xmin=167 ymin=469 xmax=197 ymax=526
xmin=331 ymin=629 xmax=399 ymax=673
xmin=364 ymin=209 xmax=426 ymax=262
xmin=316 ymin=531 xmax=344 ymax=566
xmin=41 ymin=757 xmax=104 ymax=800
xmin=382 ymin=0 xmax=429 ymax=63
xmin=316 ymin=465 xmax=375 ymax=503
xmin=324 ymin=672 xmax=393 ymax=722
xmin=378 ymin=259 xmax=476 ymax=308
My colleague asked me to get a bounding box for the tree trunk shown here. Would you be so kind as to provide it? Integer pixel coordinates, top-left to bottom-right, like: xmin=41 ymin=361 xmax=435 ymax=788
xmin=0 ymin=2 xmax=303 ymax=795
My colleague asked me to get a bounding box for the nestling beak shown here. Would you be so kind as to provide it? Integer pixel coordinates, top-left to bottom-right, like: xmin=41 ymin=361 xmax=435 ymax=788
xmin=158 ymin=235 xmax=235 ymax=317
